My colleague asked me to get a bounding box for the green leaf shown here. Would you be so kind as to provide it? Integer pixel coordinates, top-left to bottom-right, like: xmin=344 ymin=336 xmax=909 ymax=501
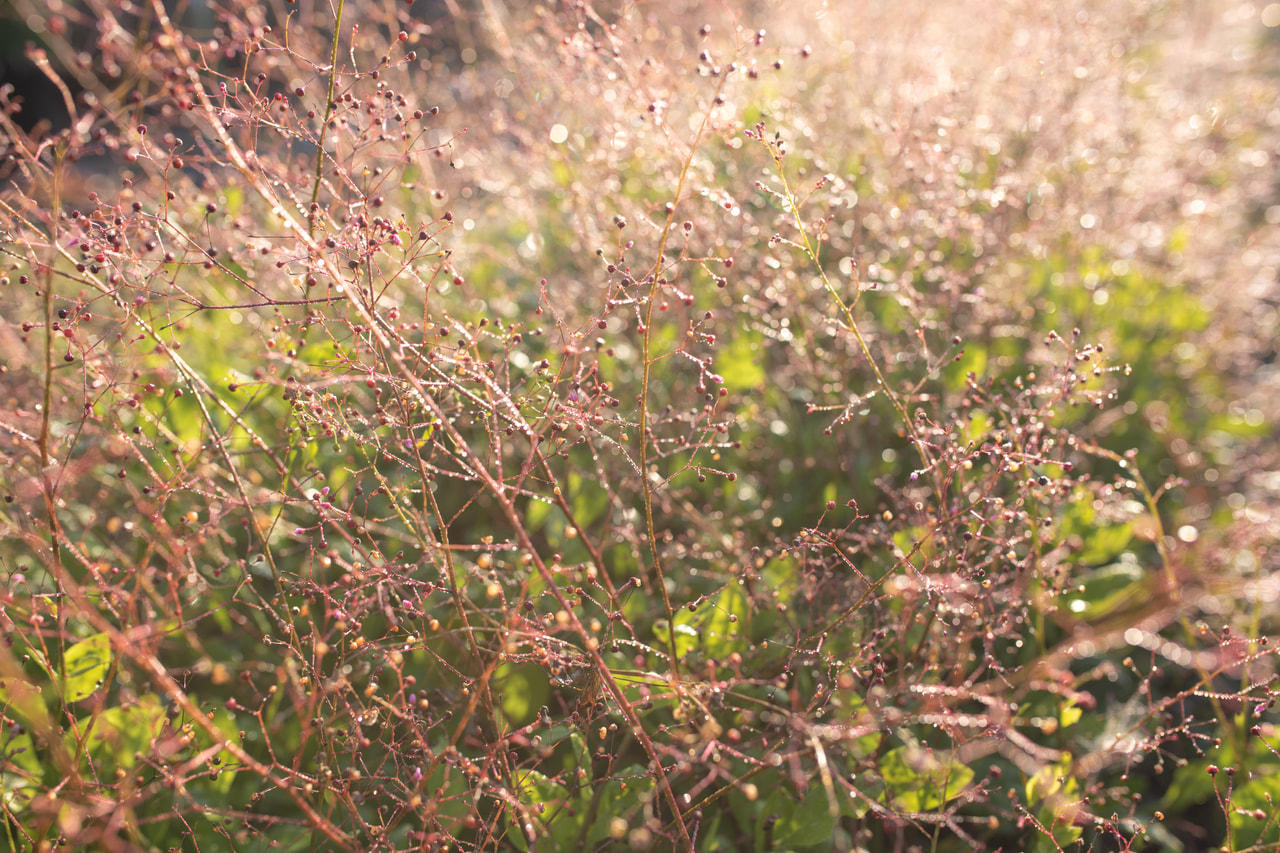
xmin=76 ymin=694 xmax=166 ymax=773
xmin=891 ymin=526 xmax=935 ymax=570
xmin=582 ymin=765 xmax=654 ymax=846
xmin=1059 ymin=492 xmax=1133 ymax=565
xmin=0 ymin=729 xmax=38 ymax=814
xmin=188 ymin=703 xmax=243 ymax=794
xmin=762 ymin=555 xmax=799 ymax=605
xmin=669 ymin=621 xmax=700 ymax=659
xmin=1026 ymin=759 xmax=1084 ymax=851
xmin=61 ymin=633 xmax=111 ymax=702
xmin=1077 ymin=524 xmax=1134 ymax=566
xmin=511 ymin=769 xmax=583 ymax=851
xmin=842 ymin=698 xmax=883 ymax=758
xmin=879 ymin=746 xmax=974 ymax=812
xmin=515 ymin=768 xmax=570 ymax=810
xmin=1026 ymin=759 xmax=1074 ymax=805
xmin=1063 ymin=560 xmax=1144 ymax=619
xmin=758 ymin=786 xmax=799 ymax=849
xmin=701 ymin=584 xmax=748 ymax=659
xmin=1207 ymin=412 xmax=1273 ymax=439
xmin=672 ymin=584 xmax=748 ymax=660
xmin=0 ymin=671 xmax=52 ymax=732
xmin=774 ymin=784 xmax=838 ymax=846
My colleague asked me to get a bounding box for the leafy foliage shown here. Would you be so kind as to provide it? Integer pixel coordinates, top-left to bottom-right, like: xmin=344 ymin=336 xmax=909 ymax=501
xmin=0 ymin=1 xmax=1277 ymax=851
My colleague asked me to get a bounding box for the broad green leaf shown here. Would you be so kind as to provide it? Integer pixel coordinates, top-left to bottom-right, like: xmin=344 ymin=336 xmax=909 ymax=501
xmin=842 ymin=698 xmax=883 ymax=758
xmin=701 ymin=584 xmax=748 ymax=659
xmin=1026 ymin=758 xmax=1084 ymax=851
xmin=511 ymin=769 xmax=580 ymax=851
xmin=699 ymin=809 xmax=731 ymax=851
xmin=774 ymin=783 xmax=839 ymax=846
xmin=1026 ymin=758 xmax=1078 ymax=806
xmin=0 ymin=728 xmax=38 ymax=813
xmin=1076 ymin=524 xmax=1134 ymax=566
xmin=75 ymin=694 xmax=166 ymax=772
xmin=1207 ymin=413 xmax=1273 ymax=439
xmin=583 ymin=765 xmax=655 ymax=846
xmin=0 ymin=672 xmax=52 ymax=732
xmin=62 ymin=633 xmax=111 ymax=703
xmin=759 ymin=786 xmax=799 ymax=849
xmin=515 ymin=768 xmax=570 ymax=810
xmin=1060 ymin=493 xmax=1132 ymax=565
xmin=174 ymin=702 xmax=243 ymax=795
xmin=672 ymin=584 xmax=748 ymax=661
xmin=670 ymin=621 xmax=700 ymax=659
xmin=880 ymin=745 xmax=974 ymax=812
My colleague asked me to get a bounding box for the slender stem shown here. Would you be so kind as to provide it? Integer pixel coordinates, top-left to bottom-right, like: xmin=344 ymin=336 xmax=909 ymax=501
xmin=309 ymin=0 xmax=347 ymax=237
xmin=637 ymin=68 xmax=733 ymax=686
xmin=41 ymin=150 xmax=67 ymax=657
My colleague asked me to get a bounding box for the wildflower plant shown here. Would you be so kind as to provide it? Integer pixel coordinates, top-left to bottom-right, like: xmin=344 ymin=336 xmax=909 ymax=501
xmin=0 ymin=0 xmax=1277 ymax=851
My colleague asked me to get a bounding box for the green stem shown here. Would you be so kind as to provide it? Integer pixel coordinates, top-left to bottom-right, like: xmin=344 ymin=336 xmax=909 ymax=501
xmin=308 ymin=0 xmax=347 ymax=237
xmin=637 ymin=70 xmax=733 ymax=684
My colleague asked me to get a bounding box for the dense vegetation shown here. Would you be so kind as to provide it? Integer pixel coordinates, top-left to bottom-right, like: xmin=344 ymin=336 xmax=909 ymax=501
xmin=1 ymin=0 xmax=1278 ymax=850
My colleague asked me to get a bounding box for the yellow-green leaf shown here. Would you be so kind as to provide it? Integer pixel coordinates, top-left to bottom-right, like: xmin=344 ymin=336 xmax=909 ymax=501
xmin=62 ymin=633 xmax=111 ymax=703
xmin=880 ymin=745 xmax=974 ymax=812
